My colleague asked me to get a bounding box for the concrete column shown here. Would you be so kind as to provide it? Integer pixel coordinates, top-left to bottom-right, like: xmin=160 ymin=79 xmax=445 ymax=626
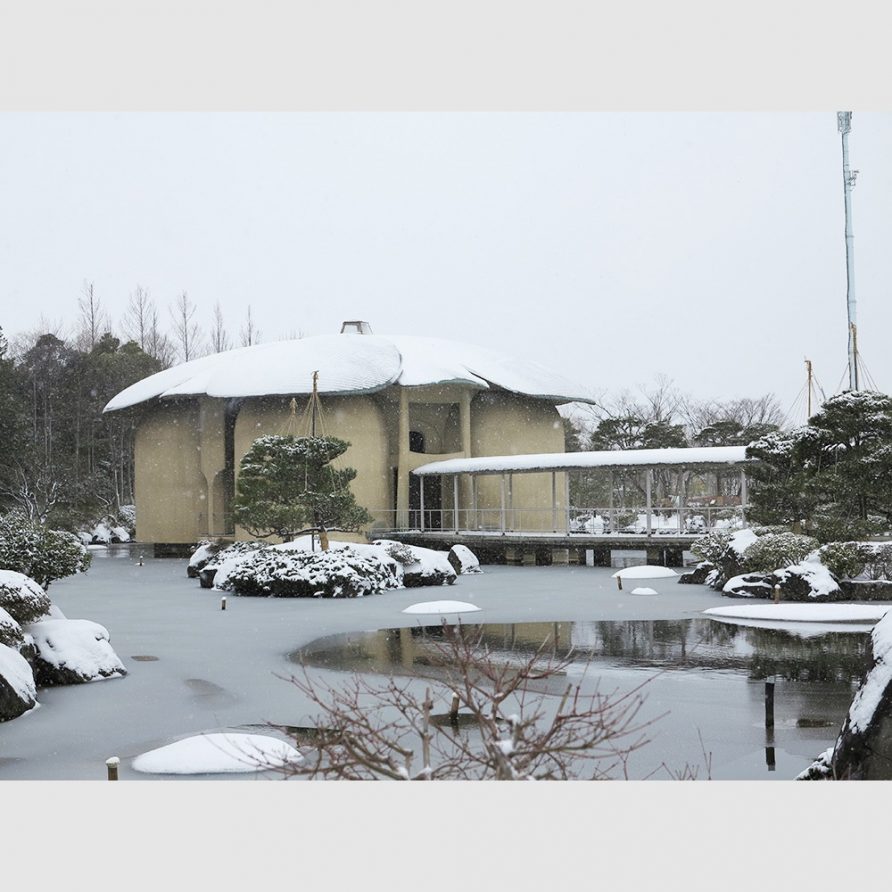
xmin=645 ymin=468 xmax=653 ymax=536
xmin=396 ymin=389 xmax=410 ymax=527
xmin=740 ymin=469 xmax=748 ymax=509
xmin=453 ymin=475 xmax=459 ymax=531
xmin=459 ymin=390 xmax=473 ymax=517
xmin=198 ymin=398 xmax=227 ymax=536
xmin=552 ymin=471 xmax=557 ymax=532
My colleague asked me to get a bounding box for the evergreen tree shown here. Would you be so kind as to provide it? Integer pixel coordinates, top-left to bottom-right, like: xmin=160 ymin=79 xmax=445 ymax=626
xmin=747 ymin=391 xmax=892 ymax=541
xmin=233 ymin=435 xmax=373 ymax=543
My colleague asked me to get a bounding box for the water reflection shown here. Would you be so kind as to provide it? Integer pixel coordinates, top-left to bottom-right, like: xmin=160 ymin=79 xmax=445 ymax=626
xmin=294 ymin=618 xmax=871 ymax=686
xmin=292 ymin=618 xmax=870 ymax=779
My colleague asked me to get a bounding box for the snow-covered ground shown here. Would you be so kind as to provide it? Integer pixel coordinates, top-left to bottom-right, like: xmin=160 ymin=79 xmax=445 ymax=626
xmin=1 ymin=548 xmax=884 ymax=780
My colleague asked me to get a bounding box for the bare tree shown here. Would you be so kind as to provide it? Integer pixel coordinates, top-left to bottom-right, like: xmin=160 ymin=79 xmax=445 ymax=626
xmin=169 ymin=291 xmax=203 ymax=362
xmin=76 ymin=281 xmax=111 ymax=350
xmin=0 ymin=464 xmax=61 ymax=524
xmin=209 ymin=301 xmax=231 ymax=353
xmin=239 ymin=305 xmax=261 ymax=347
xmin=145 ymin=303 xmax=175 ymax=367
xmin=274 ymin=623 xmax=653 ymax=780
xmin=121 ymin=285 xmax=153 ymax=349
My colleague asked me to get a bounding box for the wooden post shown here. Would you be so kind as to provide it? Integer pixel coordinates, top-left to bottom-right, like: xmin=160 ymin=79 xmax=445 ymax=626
xmin=450 ymin=690 xmax=460 ymax=725
xmin=765 ymin=679 xmax=775 ymax=730
xmin=616 ymin=575 xmax=623 ymax=591
xmin=773 ymin=584 xmax=781 ymax=604
xmin=740 ymin=468 xmax=748 ymax=510
xmin=106 ymin=757 xmax=119 ymax=781
xmin=221 ymin=596 xmax=227 ymax=611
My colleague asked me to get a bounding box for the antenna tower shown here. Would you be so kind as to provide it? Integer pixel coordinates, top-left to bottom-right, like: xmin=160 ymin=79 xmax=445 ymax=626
xmin=837 ymin=111 xmax=860 ymax=391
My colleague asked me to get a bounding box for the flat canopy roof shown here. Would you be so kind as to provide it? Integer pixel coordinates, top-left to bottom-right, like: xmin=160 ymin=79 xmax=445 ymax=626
xmin=413 ymin=445 xmax=751 ymax=477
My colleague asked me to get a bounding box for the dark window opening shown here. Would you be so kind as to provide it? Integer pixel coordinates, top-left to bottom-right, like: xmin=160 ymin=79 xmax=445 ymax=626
xmin=409 ymin=430 xmax=425 ymax=454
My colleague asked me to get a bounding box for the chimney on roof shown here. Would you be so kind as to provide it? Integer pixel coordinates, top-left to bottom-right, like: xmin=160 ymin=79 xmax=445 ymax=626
xmin=340 ymin=320 xmax=373 ymax=335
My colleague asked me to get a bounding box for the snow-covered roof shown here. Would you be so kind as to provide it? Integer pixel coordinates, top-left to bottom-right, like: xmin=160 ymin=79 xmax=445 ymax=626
xmin=104 ymin=334 xmax=596 ymax=412
xmin=413 ymin=445 xmax=751 ymax=476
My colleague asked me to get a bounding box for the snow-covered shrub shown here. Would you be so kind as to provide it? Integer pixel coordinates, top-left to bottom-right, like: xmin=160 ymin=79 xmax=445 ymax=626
xmin=864 ymin=544 xmax=892 ymax=582
xmin=201 ymin=540 xmax=266 ymax=589
xmin=0 ymin=512 xmax=91 ymax=588
xmin=221 ymin=546 xmax=400 ymax=598
xmin=0 ymin=570 xmax=52 ymax=624
xmin=819 ymin=542 xmax=871 ymax=581
xmin=740 ymin=533 xmax=819 ymax=574
xmin=27 ymin=618 xmax=127 ymax=685
xmin=378 ymin=540 xmax=415 ymax=565
xmin=690 ymin=530 xmax=732 ymax=566
xmin=691 ymin=529 xmax=757 ymax=588
xmin=0 ymin=605 xmax=24 ymax=649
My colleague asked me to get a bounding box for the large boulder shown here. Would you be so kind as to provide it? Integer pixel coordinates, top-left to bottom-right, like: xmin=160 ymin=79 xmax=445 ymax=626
xmin=0 ymin=643 xmax=37 ymax=722
xmin=448 ymin=544 xmax=482 ymax=575
xmin=188 ymin=540 xmax=222 ymax=579
xmin=799 ymin=611 xmax=892 ymax=780
xmin=0 ymin=570 xmax=51 ymax=624
xmin=373 ymin=540 xmax=456 ymax=587
xmin=678 ymin=561 xmax=714 ymax=585
xmin=722 ymin=573 xmax=776 ymax=598
xmin=26 ymin=618 xmax=127 ymax=685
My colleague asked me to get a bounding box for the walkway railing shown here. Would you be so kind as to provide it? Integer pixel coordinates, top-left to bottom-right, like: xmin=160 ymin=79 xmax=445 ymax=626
xmin=368 ymin=505 xmax=746 ymax=536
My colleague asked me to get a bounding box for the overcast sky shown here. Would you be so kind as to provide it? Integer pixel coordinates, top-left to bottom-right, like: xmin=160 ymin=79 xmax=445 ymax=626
xmin=0 ymin=112 xmax=889 ymax=422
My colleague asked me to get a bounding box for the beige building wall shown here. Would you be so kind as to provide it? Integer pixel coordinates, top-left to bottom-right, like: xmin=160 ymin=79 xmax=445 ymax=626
xmin=131 ymin=385 xmax=568 ymax=543
xmin=232 ymin=395 xmax=390 ymax=542
xmin=134 ymin=401 xmax=206 ymax=543
xmin=470 ymin=392 xmax=567 ymax=531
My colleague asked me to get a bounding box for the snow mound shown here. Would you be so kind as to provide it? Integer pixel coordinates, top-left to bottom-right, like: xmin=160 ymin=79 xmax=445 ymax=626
xmin=630 ymin=587 xmax=658 ymax=595
xmin=704 ymin=604 xmax=889 ymax=623
xmin=611 ymin=565 xmax=678 ymax=579
xmin=26 ymin=619 xmax=127 ymax=684
xmin=132 ymin=733 xmax=303 ymax=775
xmin=104 ymin=333 xmax=594 ymax=412
xmin=402 ymin=600 xmax=481 ymax=614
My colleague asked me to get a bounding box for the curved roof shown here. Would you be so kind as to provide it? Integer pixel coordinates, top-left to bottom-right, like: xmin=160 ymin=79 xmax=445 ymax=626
xmin=104 ymin=333 xmax=595 ymax=412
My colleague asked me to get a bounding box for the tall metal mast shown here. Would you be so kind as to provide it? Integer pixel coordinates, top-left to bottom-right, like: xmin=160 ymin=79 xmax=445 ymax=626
xmin=837 ymin=111 xmax=859 ymax=391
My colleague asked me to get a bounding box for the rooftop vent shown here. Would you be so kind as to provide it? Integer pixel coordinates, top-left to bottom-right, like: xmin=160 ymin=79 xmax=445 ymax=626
xmin=340 ymin=320 xmax=373 ymax=335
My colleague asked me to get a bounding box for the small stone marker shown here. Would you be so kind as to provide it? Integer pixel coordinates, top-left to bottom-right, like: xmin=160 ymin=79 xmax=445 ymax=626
xmin=773 ymin=584 xmax=781 ymax=604
xmin=106 ymin=756 xmax=120 ymax=781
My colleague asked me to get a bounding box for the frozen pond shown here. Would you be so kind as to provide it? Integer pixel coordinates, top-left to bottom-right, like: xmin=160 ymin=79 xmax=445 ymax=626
xmin=0 ymin=547 xmax=875 ymax=780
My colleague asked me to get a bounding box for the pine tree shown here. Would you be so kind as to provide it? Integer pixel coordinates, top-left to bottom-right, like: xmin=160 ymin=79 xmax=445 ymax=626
xmin=233 ymin=435 xmax=373 ymax=544
xmin=747 ymin=390 xmax=892 ymax=541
